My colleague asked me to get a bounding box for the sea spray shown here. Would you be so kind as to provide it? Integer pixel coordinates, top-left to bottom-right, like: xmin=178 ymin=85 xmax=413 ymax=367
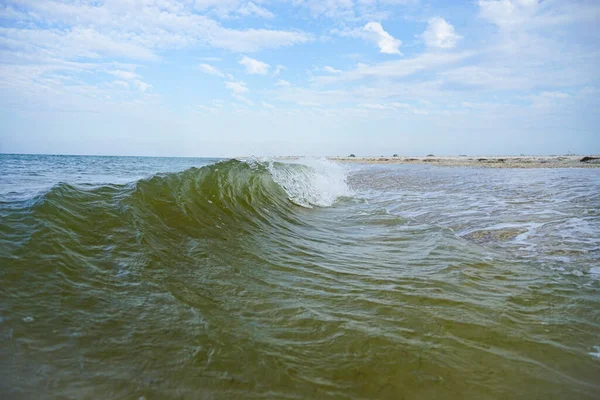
xmin=242 ymin=157 xmax=352 ymax=208
xmin=268 ymin=158 xmax=352 ymax=208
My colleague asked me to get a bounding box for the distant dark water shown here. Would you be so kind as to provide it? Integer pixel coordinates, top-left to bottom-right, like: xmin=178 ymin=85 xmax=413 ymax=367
xmin=1 ymin=154 xmax=599 ymax=399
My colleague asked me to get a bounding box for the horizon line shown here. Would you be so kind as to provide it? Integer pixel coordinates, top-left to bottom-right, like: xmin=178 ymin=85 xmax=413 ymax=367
xmin=0 ymin=152 xmax=592 ymax=158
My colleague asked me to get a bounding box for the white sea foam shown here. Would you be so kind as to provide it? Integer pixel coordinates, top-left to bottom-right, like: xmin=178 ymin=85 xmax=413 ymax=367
xmin=590 ymin=346 xmax=600 ymax=359
xmin=268 ymin=158 xmax=352 ymax=208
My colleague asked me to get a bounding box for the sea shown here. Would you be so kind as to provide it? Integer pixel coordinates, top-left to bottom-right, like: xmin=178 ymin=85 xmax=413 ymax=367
xmin=1 ymin=154 xmax=599 ymax=399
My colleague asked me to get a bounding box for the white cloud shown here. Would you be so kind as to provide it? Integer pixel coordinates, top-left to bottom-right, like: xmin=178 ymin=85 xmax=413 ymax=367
xmin=360 ymin=103 xmax=387 ymax=109
xmin=238 ymin=2 xmax=275 ymax=19
xmin=422 ymin=17 xmax=462 ymax=49
xmin=295 ymin=0 xmax=355 ymax=18
xmin=362 ymin=22 xmax=402 ymax=54
xmin=440 ymin=66 xmax=524 ymax=89
xmin=478 ymin=0 xmax=599 ymax=31
xmin=479 ymin=0 xmax=539 ymax=28
xmin=390 ymin=102 xmax=429 ymax=115
xmin=225 ymin=80 xmax=249 ymax=94
xmin=0 ymin=26 xmax=159 ymax=61
xmin=233 ymin=95 xmax=254 ymax=105
xmin=274 ymin=65 xmax=285 ymax=75
xmin=194 ymin=0 xmax=275 ymax=19
xmin=276 ymin=79 xmax=291 ymax=87
xmin=270 ymin=80 xmax=447 ymax=111
xmin=323 ymin=66 xmax=342 ymax=73
xmin=529 ymin=91 xmax=570 ymax=108
xmin=0 ymin=0 xmax=311 ymax=59
xmin=199 ymin=63 xmax=226 ymax=77
xmin=337 ymin=22 xmax=402 ymax=54
xmin=198 ymin=63 xmax=235 ymax=81
xmin=111 ymin=80 xmax=129 ymax=89
xmin=239 ymin=56 xmax=270 ymax=75
xmin=108 ymin=69 xmax=139 ymax=81
xmin=465 ymin=0 xmax=599 ymax=95
xmin=107 ymin=68 xmax=151 ymax=92
xmin=135 ymin=80 xmax=152 ymax=92
xmin=378 ymin=0 xmax=416 ymax=3
xmin=279 ymin=0 xmax=416 ymax=20
xmin=315 ymin=51 xmax=473 ymax=84
xmin=215 ymin=29 xmax=311 ymax=52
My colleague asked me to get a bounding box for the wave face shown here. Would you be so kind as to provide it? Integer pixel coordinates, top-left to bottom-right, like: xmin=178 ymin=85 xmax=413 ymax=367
xmin=1 ymin=155 xmax=600 ymax=400
xmin=0 ymin=158 xmax=352 ymax=288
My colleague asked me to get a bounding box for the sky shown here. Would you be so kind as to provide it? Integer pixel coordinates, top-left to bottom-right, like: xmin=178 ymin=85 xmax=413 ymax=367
xmin=0 ymin=0 xmax=598 ymax=157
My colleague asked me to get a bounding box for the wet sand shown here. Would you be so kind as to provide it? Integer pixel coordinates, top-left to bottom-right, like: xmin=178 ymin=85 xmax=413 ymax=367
xmin=324 ymin=155 xmax=600 ymax=168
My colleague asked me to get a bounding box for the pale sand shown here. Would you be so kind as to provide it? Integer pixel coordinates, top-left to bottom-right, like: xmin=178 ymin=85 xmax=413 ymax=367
xmin=321 ymin=155 xmax=600 ymax=168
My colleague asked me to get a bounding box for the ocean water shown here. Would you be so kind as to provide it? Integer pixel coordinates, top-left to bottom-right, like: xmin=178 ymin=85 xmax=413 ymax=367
xmin=1 ymin=154 xmax=599 ymax=399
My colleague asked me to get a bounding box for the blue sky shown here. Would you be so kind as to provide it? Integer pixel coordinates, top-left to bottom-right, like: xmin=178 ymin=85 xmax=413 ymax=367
xmin=0 ymin=0 xmax=598 ymax=157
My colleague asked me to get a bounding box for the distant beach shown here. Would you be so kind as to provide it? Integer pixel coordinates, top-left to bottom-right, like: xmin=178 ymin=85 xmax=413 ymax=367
xmin=320 ymin=155 xmax=600 ymax=168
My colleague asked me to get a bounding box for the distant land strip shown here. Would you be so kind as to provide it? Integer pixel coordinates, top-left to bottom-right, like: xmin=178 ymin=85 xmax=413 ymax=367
xmin=270 ymin=155 xmax=600 ymax=168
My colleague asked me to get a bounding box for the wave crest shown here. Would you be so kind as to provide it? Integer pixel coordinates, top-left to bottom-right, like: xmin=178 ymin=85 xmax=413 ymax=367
xmin=257 ymin=157 xmax=351 ymax=208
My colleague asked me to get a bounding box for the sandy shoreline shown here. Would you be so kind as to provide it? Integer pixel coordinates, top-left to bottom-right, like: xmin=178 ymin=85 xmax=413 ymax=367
xmin=303 ymin=155 xmax=600 ymax=168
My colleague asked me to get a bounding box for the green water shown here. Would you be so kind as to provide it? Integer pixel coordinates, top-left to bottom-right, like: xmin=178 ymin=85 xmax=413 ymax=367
xmin=1 ymin=155 xmax=599 ymax=399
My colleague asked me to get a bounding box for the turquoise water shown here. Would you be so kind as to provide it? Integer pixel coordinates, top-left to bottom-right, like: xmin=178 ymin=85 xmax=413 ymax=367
xmin=1 ymin=154 xmax=599 ymax=399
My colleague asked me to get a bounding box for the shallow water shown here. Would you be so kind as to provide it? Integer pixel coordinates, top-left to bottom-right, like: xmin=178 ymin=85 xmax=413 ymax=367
xmin=1 ymin=154 xmax=599 ymax=399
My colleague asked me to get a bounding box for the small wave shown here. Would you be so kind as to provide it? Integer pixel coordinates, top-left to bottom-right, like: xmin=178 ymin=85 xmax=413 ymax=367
xmin=3 ymin=159 xmax=352 ymax=264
